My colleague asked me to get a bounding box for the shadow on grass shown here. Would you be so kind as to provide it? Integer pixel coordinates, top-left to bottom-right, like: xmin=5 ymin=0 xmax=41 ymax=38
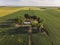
xmin=0 ymin=19 xmax=16 ymax=28
xmin=0 ymin=24 xmax=12 ymax=28
xmin=0 ymin=26 xmax=38 ymax=35
xmin=0 ymin=27 xmax=29 ymax=35
xmin=6 ymin=18 xmax=17 ymax=23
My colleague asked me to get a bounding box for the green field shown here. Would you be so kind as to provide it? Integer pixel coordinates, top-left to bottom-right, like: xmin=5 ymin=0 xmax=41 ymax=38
xmin=0 ymin=7 xmax=60 ymax=45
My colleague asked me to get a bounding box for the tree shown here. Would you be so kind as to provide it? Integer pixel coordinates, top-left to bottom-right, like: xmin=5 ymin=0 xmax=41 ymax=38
xmin=37 ymin=17 xmax=41 ymax=23
xmin=24 ymin=14 xmax=31 ymax=19
xmin=31 ymin=15 xmax=37 ymax=20
xmin=19 ymin=16 xmax=24 ymax=24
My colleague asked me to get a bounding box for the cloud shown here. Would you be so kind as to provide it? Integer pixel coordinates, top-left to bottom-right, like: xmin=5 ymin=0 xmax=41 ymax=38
xmin=0 ymin=0 xmax=60 ymax=6
xmin=17 ymin=0 xmax=56 ymax=6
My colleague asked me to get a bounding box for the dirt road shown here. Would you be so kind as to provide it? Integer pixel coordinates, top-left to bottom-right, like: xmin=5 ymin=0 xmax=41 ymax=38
xmin=29 ymin=27 xmax=33 ymax=45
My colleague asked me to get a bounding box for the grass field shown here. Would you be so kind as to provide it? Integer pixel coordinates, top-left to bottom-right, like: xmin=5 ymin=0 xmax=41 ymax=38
xmin=0 ymin=7 xmax=60 ymax=45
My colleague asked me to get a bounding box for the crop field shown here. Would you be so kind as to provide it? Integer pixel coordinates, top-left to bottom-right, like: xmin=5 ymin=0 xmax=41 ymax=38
xmin=0 ymin=7 xmax=41 ymax=17
xmin=0 ymin=7 xmax=60 ymax=45
xmin=0 ymin=7 xmax=21 ymax=17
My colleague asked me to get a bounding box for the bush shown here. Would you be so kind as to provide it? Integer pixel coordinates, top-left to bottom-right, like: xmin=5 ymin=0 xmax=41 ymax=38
xmin=31 ymin=20 xmax=38 ymax=27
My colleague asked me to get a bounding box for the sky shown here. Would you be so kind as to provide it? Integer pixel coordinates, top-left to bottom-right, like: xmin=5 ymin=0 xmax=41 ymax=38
xmin=0 ymin=0 xmax=60 ymax=6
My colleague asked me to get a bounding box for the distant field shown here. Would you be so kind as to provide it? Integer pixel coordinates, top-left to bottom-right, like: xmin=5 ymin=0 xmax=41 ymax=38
xmin=0 ymin=7 xmax=60 ymax=45
xmin=0 ymin=7 xmax=21 ymax=17
xmin=0 ymin=7 xmax=43 ymax=17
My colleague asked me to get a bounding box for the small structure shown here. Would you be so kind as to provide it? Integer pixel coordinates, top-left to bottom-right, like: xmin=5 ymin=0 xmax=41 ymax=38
xmin=24 ymin=22 xmax=31 ymax=25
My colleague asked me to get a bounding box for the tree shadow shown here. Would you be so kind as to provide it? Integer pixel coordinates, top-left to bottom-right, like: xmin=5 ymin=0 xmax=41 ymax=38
xmin=0 ymin=18 xmax=16 ymax=28
xmin=0 ymin=24 xmax=12 ymax=28
xmin=0 ymin=26 xmax=38 ymax=35
xmin=0 ymin=27 xmax=29 ymax=35
xmin=6 ymin=18 xmax=17 ymax=22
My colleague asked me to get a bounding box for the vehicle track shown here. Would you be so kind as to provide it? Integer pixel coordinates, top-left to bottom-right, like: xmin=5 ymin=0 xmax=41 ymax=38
xmin=28 ymin=27 xmax=33 ymax=45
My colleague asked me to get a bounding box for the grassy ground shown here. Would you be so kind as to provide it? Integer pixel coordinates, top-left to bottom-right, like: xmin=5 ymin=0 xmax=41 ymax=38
xmin=0 ymin=7 xmax=60 ymax=45
xmin=31 ymin=9 xmax=60 ymax=45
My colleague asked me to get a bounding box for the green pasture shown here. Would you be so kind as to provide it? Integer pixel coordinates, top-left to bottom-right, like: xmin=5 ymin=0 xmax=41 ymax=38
xmin=0 ymin=7 xmax=60 ymax=45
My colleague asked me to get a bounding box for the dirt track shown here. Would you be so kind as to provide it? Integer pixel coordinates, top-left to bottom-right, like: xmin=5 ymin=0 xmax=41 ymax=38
xmin=29 ymin=27 xmax=32 ymax=45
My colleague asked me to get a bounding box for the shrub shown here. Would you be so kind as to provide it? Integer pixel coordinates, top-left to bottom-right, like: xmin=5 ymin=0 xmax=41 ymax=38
xmin=31 ymin=20 xmax=38 ymax=27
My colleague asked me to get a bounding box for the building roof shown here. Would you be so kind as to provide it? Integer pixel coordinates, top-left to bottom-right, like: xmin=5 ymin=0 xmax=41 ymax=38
xmin=24 ymin=22 xmax=31 ymax=25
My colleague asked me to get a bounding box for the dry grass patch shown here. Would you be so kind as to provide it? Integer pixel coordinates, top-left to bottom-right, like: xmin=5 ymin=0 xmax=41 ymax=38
xmin=0 ymin=7 xmax=21 ymax=17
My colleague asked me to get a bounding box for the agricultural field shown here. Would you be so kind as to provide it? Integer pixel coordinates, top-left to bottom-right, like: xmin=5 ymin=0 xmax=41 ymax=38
xmin=0 ymin=7 xmax=41 ymax=17
xmin=0 ymin=7 xmax=60 ymax=45
xmin=0 ymin=7 xmax=22 ymax=17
